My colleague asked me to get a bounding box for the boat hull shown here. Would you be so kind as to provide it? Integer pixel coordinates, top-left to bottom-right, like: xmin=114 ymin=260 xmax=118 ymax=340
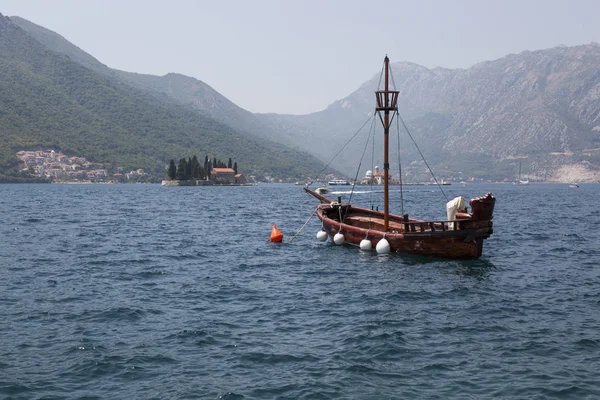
xmin=306 ymin=188 xmax=494 ymax=259
xmin=319 ymin=216 xmax=486 ymax=259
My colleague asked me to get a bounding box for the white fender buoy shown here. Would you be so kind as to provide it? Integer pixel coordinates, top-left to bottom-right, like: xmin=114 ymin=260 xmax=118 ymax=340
xmin=316 ymin=230 xmax=328 ymax=242
xmin=333 ymin=232 xmax=345 ymax=245
xmin=376 ymin=237 xmax=390 ymax=254
xmin=360 ymin=238 xmax=372 ymax=251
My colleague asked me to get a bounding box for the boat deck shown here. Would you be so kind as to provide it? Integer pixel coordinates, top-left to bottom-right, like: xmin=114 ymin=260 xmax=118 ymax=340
xmin=344 ymin=215 xmax=408 ymax=233
xmin=343 ymin=214 xmax=465 ymax=234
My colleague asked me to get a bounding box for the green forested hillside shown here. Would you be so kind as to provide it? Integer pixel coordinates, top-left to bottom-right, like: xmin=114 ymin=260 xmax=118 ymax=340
xmin=0 ymin=15 xmax=326 ymax=181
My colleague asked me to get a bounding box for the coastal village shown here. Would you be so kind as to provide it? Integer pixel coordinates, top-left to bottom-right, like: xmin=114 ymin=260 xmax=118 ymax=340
xmin=16 ymin=149 xmax=146 ymax=183
xmin=16 ymin=149 xmax=253 ymax=185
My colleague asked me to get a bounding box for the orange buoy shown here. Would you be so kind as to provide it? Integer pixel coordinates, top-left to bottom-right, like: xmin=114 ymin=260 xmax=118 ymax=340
xmin=270 ymin=224 xmax=284 ymax=243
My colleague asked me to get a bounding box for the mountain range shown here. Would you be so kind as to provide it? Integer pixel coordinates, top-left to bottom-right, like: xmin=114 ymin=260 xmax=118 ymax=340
xmin=256 ymin=46 xmax=600 ymax=183
xmin=3 ymin=13 xmax=600 ymax=183
xmin=0 ymin=13 xmax=332 ymax=182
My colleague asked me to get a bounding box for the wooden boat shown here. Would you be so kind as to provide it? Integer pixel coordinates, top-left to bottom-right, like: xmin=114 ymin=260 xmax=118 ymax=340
xmin=305 ymin=56 xmax=495 ymax=259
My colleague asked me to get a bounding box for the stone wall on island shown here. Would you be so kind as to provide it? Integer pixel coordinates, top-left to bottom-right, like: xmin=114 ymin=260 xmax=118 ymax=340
xmin=161 ymin=179 xmax=254 ymax=187
xmin=161 ymin=180 xmax=215 ymax=186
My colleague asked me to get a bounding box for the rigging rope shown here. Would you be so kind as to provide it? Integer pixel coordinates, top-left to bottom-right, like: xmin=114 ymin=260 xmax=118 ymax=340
xmin=387 ymin=62 xmax=448 ymax=202
xmin=307 ymin=114 xmax=375 ymax=186
xmin=398 ymin=114 xmax=449 ymax=202
xmin=389 ymin=61 xmax=404 ymax=214
xmin=348 ymin=116 xmax=376 ymax=206
xmin=341 ymin=115 xmax=377 ymax=223
xmin=370 ymin=117 xmax=376 ymax=210
xmin=396 ymin=115 xmax=404 ymax=215
xmin=289 ymin=204 xmax=320 ymax=243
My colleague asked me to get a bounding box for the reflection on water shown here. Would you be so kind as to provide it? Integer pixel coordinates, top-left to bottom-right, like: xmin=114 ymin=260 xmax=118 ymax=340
xmin=452 ymin=258 xmax=496 ymax=279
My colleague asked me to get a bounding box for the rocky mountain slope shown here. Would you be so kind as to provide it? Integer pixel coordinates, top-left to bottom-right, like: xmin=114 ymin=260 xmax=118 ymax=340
xmin=257 ymin=46 xmax=600 ymax=182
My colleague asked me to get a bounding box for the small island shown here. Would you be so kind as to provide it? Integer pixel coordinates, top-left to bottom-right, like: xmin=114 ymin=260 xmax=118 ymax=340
xmin=161 ymin=155 xmax=251 ymax=186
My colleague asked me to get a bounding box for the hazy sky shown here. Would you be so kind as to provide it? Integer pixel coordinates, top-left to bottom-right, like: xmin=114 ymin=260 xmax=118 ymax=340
xmin=2 ymin=0 xmax=599 ymax=114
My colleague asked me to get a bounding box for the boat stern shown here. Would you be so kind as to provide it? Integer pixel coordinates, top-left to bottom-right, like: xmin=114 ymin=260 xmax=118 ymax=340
xmin=470 ymin=192 xmax=495 ymax=222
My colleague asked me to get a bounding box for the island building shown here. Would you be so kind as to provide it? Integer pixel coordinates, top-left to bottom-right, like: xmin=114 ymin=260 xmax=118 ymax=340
xmin=360 ymin=166 xmax=399 ymax=185
xmin=210 ymin=168 xmax=246 ymax=184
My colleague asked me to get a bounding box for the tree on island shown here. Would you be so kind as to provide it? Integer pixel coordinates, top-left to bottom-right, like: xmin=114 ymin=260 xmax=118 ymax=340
xmin=185 ymin=157 xmax=192 ymax=178
xmin=168 ymin=154 xmax=239 ymax=181
xmin=191 ymin=155 xmax=201 ymax=179
xmin=176 ymin=158 xmax=187 ymax=180
xmin=167 ymin=159 xmax=176 ymax=179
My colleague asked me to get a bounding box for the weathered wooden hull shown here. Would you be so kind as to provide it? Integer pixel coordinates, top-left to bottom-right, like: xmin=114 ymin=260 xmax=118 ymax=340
xmin=306 ymin=188 xmax=495 ymax=259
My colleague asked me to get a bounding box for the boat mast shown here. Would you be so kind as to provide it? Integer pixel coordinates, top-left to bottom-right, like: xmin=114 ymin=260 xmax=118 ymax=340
xmin=375 ymin=56 xmax=399 ymax=232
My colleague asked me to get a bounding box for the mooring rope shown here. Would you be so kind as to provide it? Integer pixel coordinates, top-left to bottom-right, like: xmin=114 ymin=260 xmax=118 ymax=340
xmin=289 ymin=204 xmax=320 ymax=243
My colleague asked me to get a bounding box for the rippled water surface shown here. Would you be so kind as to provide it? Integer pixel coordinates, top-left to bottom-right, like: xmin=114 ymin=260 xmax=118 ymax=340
xmin=1 ymin=183 xmax=600 ymax=399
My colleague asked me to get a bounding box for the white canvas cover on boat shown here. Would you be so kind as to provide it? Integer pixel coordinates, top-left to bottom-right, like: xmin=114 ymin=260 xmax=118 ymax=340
xmin=446 ymin=196 xmax=465 ymax=229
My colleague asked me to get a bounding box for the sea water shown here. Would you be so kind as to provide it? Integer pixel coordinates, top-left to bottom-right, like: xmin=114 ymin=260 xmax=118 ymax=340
xmin=1 ymin=183 xmax=599 ymax=398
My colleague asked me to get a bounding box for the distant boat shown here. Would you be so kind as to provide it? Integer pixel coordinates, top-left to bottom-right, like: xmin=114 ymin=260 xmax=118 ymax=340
xmin=315 ymin=185 xmax=330 ymax=194
xmin=304 ymin=56 xmax=495 ymax=259
xmin=569 ymin=183 xmax=580 ymax=188
xmin=328 ymin=179 xmax=351 ymax=186
xmin=515 ymin=161 xmax=529 ymax=184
